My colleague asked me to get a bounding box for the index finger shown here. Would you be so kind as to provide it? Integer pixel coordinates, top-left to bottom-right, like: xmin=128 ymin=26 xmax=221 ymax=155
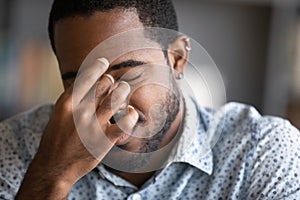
xmin=72 ymin=58 xmax=110 ymax=105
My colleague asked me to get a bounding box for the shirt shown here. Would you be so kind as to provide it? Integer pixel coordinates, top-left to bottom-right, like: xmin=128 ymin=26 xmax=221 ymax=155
xmin=0 ymin=96 xmax=300 ymax=200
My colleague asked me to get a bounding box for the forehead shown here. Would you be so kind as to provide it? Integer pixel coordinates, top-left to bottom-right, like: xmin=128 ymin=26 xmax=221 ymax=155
xmin=54 ymin=9 xmax=160 ymax=73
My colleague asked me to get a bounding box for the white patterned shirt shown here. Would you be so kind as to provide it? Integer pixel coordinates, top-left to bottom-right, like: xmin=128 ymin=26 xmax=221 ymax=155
xmin=0 ymin=97 xmax=300 ymax=199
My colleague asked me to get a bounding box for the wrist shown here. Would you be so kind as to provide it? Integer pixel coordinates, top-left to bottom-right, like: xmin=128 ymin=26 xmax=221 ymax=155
xmin=17 ymin=173 xmax=73 ymax=200
xmin=16 ymin=174 xmax=72 ymax=200
xmin=16 ymin=160 xmax=74 ymax=199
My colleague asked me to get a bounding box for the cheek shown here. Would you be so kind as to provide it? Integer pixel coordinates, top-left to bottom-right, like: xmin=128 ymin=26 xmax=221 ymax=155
xmin=129 ymin=85 xmax=169 ymax=110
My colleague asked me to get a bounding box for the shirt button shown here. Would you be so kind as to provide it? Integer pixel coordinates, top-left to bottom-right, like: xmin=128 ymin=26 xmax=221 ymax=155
xmin=131 ymin=193 xmax=142 ymax=200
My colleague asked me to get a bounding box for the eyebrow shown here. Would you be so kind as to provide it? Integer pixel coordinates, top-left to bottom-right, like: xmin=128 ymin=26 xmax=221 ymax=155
xmin=61 ymin=60 xmax=146 ymax=80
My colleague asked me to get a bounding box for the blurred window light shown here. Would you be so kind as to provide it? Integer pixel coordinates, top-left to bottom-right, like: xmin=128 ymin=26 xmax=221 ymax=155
xmin=286 ymin=11 xmax=300 ymax=130
xmin=291 ymin=18 xmax=300 ymax=101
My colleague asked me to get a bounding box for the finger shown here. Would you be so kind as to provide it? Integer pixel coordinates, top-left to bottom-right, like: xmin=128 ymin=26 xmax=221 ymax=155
xmin=105 ymin=105 xmax=139 ymax=141
xmin=96 ymin=81 xmax=131 ymax=124
xmin=72 ymin=58 xmax=109 ymax=105
xmin=80 ymin=74 xmax=115 ymax=108
xmin=95 ymin=74 xmax=115 ymax=106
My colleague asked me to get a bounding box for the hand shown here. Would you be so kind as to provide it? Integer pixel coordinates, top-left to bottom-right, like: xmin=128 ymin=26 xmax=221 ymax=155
xmin=16 ymin=58 xmax=138 ymax=200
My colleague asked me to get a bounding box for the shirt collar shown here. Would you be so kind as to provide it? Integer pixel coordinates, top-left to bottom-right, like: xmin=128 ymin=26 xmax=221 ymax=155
xmin=96 ymin=164 xmax=138 ymax=189
xmin=166 ymin=91 xmax=214 ymax=175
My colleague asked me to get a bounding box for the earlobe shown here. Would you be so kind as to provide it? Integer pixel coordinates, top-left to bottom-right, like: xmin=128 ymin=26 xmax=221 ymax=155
xmin=167 ymin=35 xmax=190 ymax=75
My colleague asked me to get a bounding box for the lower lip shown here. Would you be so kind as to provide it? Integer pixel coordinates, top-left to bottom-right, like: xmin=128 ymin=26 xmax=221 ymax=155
xmin=115 ymin=133 xmax=131 ymax=146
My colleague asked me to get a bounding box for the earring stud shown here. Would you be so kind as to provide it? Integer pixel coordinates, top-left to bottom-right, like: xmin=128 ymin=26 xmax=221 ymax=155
xmin=185 ymin=46 xmax=192 ymax=51
xmin=184 ymin=38 xmax=191 ymax=51
xmin=177 ymin=72 xmax=184 ymax=80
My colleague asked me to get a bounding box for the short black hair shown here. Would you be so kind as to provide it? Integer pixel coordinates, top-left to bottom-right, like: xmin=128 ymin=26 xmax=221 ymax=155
xmin=48 ymin=0 xmax=179 ymax=53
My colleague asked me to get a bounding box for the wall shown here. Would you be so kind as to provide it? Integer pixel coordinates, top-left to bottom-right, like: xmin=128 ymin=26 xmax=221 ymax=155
xmin=173 ymin=0 xmax=271 ymax=112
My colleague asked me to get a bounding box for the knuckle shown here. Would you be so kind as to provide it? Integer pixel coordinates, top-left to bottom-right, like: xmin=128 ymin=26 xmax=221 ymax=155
xmin=78 ymin=109 xmax=91 ymax=122
xmin=61 ymin=98 xmax=74 ymax=113
xmin=95 ymin=85 xmax=108 ymax=98
xmin=55 ymin=95 xmax=73 ymax=114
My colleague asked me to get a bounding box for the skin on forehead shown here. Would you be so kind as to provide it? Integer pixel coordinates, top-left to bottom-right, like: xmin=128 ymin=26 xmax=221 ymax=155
xmin=53 ymin=9 xmax=168 ymax=88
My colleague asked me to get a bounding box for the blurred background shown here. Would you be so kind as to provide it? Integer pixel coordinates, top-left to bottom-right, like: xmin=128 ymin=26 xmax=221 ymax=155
xmin=0 ymin=0 xmax=299 ymax=129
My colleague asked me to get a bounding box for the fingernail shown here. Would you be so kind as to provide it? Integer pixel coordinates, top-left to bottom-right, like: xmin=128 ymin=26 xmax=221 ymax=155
xmin=128 ymin=105 xmax=135 ymax=110
xmin=128 ymin=105 xmax=139 ymax=121
xmin=97 ymin=58 xmax=110 ymax=68
xmin=119 ymin=81 xmax=131 ymax=93
xmin=103 ymin=74 xmax=115 ymax=85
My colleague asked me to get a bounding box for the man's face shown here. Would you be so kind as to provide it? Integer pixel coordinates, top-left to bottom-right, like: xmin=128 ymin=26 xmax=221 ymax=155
xmin=54 ymin=9 xmax=181 ymax=163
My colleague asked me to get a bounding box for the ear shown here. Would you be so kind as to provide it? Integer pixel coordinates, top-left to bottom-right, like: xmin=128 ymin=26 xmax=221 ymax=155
xmin=167 ymin=35 xmax=190 ymax=74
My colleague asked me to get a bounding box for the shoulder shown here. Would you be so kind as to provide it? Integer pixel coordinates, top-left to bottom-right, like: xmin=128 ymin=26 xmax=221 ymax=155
xmin=0 ymin=104 xmax=54 ymax=198
xmin=0 ymin=103 xmax=54 ymax=158
xmin=209 ymin=102 xmax=300 ymax=199
xmin=208 ymin=102 xmax=295 ymax=142
xmin=1 ymin=104 xmax=54 ymax=131
xmin=0 ymin=104 xmax=53 ymax=153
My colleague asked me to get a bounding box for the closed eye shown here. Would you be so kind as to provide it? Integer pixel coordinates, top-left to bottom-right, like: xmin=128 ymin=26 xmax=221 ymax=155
xmin=119 ymin=71 xmax=144 ymax=83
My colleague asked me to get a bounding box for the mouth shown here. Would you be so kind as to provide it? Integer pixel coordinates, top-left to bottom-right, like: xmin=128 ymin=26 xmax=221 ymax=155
xmin=115 ymin=133 xmax=131 ymax=146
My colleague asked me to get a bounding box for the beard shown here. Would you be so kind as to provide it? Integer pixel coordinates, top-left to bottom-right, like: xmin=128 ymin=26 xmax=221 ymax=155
xmin=137 ymin=80 xmax=181 ymax=153
xmin=102 ymin=71 xmax=183 ymax=173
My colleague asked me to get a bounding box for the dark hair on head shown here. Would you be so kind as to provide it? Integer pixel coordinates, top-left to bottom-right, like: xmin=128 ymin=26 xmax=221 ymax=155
xmin=48 ymin=0 xmax=179 ymax=53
